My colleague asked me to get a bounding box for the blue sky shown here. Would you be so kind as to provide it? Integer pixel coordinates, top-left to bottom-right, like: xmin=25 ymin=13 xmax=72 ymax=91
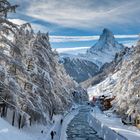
xmin=8 ymin=0 xmax=140 ymax=51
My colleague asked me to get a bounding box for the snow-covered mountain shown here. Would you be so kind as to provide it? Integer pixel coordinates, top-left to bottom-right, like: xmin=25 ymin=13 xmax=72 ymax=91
xmin=61 ymin=29 xmax=125 ymax=83
xmin=86 ymin=28 xmax=124 ymax=65
xmin=88 ymin=39 xmax=140 ymax=116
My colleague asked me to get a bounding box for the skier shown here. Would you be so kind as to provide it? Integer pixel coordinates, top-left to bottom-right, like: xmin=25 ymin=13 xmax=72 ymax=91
xmin=50 ymin=131 xmax=54 ymax=140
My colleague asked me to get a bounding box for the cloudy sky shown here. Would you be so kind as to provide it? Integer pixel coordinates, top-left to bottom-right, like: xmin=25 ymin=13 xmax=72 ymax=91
xmin=8 ymin=0 xmax=140 ymax=51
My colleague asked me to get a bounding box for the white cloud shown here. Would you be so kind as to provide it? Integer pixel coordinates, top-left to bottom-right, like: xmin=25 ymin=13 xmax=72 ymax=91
xmin=121 ymin=40 xmax=137 ymax=47
xmin=7 ymin=18 xmax=139 ymax=43
xmin=54 ymin=46 xmax=90 ymax=54
xmin=50 ymin=35 xmax=99 ymax=42
xmin=114 ymin=35 xmax=138 ymax=38
xmin=50 ymin=35 xmax=138 ymax=43
xmin=22 ymin=0 xmax=140 ymax=29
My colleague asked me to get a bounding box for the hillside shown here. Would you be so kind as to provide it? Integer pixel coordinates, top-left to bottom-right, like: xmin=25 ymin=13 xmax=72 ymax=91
xmin=88 ymin=40 xmax=140 ymax=116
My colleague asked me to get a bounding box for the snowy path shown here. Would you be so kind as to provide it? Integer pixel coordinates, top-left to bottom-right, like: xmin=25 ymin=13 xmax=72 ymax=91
xmin=47 ymin=122 xmax=61 ymax=140
xmin=66 ymin=106 xmax=103 ymax=140
xmin=60 ymin=106 xmax=80 ymax=140
xmin=44 ymin=116 xmax=61 ymax=140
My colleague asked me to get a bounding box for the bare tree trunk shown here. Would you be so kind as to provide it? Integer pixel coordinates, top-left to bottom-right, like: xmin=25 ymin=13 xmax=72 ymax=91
xmin=12 ymin=111 xmax=15 ymax=126
xmin=18 ymin=114 xmax=22 ymax=129
xmin=5 ymin=106 xmax=7 ymax=117
xmin=29 ymin=117 xmax=31 ymax=126
xmin=1 ymin=105 xmax=5 ymax=117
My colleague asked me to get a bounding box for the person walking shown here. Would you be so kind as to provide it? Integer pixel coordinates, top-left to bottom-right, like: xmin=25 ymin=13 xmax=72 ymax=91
xmin=50 ymin=131 xmax=54 ymax=140
xmin=60 ymin=119 xmax=63 ymax=125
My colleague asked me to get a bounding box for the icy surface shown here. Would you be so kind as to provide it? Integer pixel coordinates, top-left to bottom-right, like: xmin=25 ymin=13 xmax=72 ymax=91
xmin=66 ymin=106 xmax=102 ymax=140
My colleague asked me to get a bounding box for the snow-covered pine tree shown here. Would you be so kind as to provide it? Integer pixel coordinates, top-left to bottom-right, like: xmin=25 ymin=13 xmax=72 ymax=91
xmin=0 ymin=0 xmax=88 ymax=128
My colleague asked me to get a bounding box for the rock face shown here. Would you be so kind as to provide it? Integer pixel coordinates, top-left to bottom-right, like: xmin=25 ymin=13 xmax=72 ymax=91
xmin=61 ymin=29 xmax=124 ymax=83
xmin=0 ymin=21 xmax=88 ymax=127
xmin=60 ymin=57 xmax=99 ymax=83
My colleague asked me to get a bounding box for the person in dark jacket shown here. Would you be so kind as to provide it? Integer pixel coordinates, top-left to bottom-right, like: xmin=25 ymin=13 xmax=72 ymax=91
xmin=50 ymin=131 xmax=54 ymax=140
xmin=60 ymin=119 xmax=63 ymax=124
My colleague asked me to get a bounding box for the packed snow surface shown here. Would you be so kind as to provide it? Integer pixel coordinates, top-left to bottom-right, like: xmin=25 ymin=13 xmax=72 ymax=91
xmin=91 ymin=106 xmax=140 ymax=140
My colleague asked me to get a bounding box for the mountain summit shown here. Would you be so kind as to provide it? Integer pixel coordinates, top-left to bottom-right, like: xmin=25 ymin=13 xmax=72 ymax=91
xmin=87 ymin=28 xmax=124 ymax=54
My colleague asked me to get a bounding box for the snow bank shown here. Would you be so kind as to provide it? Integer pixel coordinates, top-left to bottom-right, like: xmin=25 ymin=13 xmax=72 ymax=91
xmin=0 ymin=114 xmax=62 ymax=140
xmin=89 ymin=107 xmax=140 ymax=140
xmin=0 ymin=118 xmax=33 ymax=140
xmin=88 ymin=114 xmax=127 ymax=140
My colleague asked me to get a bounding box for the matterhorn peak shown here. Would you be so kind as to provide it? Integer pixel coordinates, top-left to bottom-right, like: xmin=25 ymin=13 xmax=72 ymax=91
xmin=87 ymin=28 xmax=124 ymax=53
xmin=100 ymin=28 xmax=115 ymax=41
xmin=98 ymin=28 xmax=116 ymax=48
xmin=102 ymin=28 xmax=113 ymax=36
